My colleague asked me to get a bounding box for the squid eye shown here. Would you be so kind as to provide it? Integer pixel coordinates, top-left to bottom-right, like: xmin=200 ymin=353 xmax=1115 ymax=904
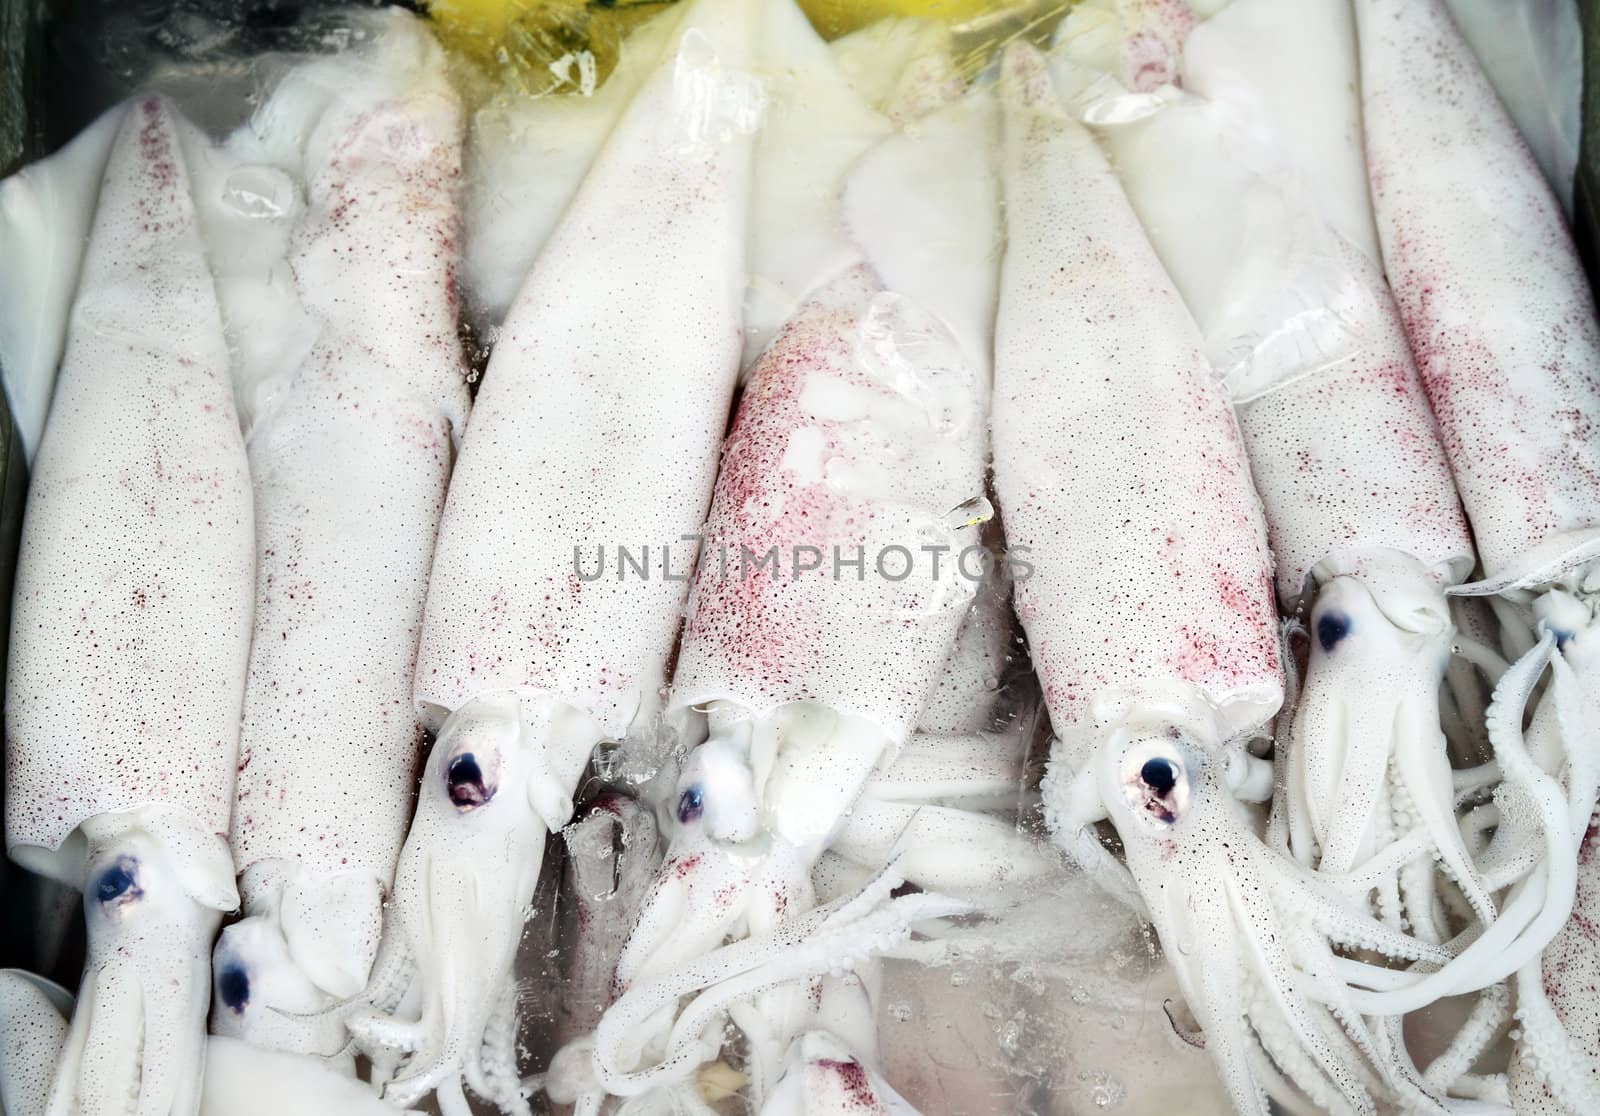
xmin=217 ymin=964 xmax=250 ymax=1015
xmin=677 ymin=739 xmax=759 ymax=842
xmin=1140 ymin=757 xmax=1178 ymax=794
xmin=1316 ymin=611 xmax=1351 ymax=653
xmin=446 ymin=751 xmax=494 ymax=810
xmin=677 ymin=785 xmax=705 ymax=825
xmin=94 ymin=857 xmax=142 ymax=905
xmin=1118 ymin=740 xmax=1192 ymax=828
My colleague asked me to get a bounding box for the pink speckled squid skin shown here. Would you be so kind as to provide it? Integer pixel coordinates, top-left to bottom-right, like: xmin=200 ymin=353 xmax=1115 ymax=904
xmin=1237 ymin=245 xmax=1474 ymax=602
xmin=229 ymin=44 xmax=471 ymax=894
xmin=990 ymin=54 xmax=1282 ymax=759
xmin=1355 ymin=0 xmax=1600 ymax=582
xmin=412 ymin=5 xmax=756 ymax=739
xmin=4 ymin=96 xmax=254 ymax=865
xmin=669 ymin=265 xmax=987 ymax=742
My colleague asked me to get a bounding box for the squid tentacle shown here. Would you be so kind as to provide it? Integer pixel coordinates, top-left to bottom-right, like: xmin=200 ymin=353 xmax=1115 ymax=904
xmin=1341 ymin=635 xmax=1576 ymax=1012
xmin=1510 ymin=953 xmax=1600 ymax=1114
xmin=1222 ymin=875 xmax=1379 ymax=1114
xmin=593 ymin=859 xmax=965 ymax=1099
xmin=1422 ymin=981 xmax=1511 ymax=1095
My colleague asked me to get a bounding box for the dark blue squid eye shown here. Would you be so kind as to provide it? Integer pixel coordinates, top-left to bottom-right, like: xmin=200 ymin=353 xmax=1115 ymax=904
xmin=1316 ymin=612 xmax=1352 ymax=653
xmin=446 ymin=752 xmax=492 ymax=810
xmin=1140 ymin=758 xmax=1178 ymax=794
xmin=95 ymin=858 xmax=141 ymax=904
xmin=676 ymin=785 xmax=705 ymax=825
xmin=217 ymin=965 xmax=250 ymax=1014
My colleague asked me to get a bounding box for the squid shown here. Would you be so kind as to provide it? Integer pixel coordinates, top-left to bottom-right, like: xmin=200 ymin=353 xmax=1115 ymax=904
xmin=563 ymin=5 xmax=1002 ymax=1108
xmin=811 ymin=557 xmax=1050 ymax=910
xmin=1355 ymin=0 xmax=1600 ymax=1106
xmin=989 ymin=43 xmax=1473 ymax=1116
xmin=1051 ymin=0 xmax=1505 ymax=963
xmin=2 ymin=96 xmax=254 ymax=1116
xmin=206 ymin=15 xmax=472 ymax=1056
xmin=343 ymin=1 xmax=761 ymax=1109
xmin=1506 ymin=773 xmax=1600 ymax=1115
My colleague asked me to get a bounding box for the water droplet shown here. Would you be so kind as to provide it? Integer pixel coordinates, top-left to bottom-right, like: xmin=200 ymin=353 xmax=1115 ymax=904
xmin=1078 ymin=1071 xmax=1126 ymax=1109
xmin=857 ymin=292 xmax=975 ymax=434
xmin=221 ymin=165 xmax=294 ymax=220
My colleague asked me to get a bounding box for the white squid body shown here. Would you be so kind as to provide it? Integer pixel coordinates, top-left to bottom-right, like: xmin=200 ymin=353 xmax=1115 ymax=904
xmin=3 ymin=97 xmax=254 ymax=1116
xmin=349 ymin=1 xmax=761 ymax=1110
xmin=1508 ymin=733 xmax=1600 ymax=1115
xmin=1356 ymin=2 xmax=1600 ymax=1105
xmin=1440 ymin=0 xmax=1582 ymax=217
xmin=0 ymin=104 xmax=126 ymax=463
xmin=1058 ymin=0 xmax=1490 ymax=949
xmin=990 ymin=44 xmax=1466 ymax=1116
xmin=590 ymin=19 xmax=997 ymax=1108
xmin=814 ymin=562 xmax=1050 ymax=913
xmin=208 ymin=19 xmax=471 ymax=1054
xmin=460 ymin=3 xmax=685 ymax=332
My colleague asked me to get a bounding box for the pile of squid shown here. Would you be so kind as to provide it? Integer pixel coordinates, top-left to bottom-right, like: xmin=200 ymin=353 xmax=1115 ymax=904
xmin=0 ymin=0 xmax=1594 ymax=1112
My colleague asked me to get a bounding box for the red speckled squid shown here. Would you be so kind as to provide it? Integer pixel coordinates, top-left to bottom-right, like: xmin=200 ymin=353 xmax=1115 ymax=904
xmin=343 ymin=1 xmax=761 ymax=1111
xmin=1355 ymin=0 xmax=1600 ymax=1110
xmin=205 ymin=14 xmax=472 ymax=1058
xmin=990 ymin=43 xmax=1471 ymax=1116
xmin=3 ymin=97 xmax=255 ymax=1116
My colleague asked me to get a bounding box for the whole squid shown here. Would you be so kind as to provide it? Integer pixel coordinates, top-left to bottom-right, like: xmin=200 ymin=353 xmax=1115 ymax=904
xmin=3 ymin=97 xmax=254 ymax=1115
xmin=207 ymin=14 xmax=472 ymax=1056
xmin=345 ymin=1 xmax=761 ymax=1110
xmin=990 ymin=43 xmax=1462 ymax=1116
xmin=1355 ymin=0 xmax=1600 ymax=1109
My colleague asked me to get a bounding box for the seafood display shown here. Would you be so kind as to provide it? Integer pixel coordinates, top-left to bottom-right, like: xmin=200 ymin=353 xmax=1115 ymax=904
xmin=0 ymin=0 xmax=1596 ymax=1113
